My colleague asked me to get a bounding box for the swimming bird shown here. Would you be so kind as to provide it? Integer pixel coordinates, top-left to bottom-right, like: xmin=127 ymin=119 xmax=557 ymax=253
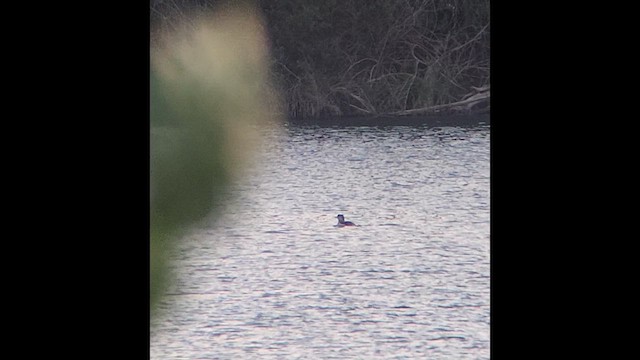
xmin=336 ymin=214 xmax=356 ymax=226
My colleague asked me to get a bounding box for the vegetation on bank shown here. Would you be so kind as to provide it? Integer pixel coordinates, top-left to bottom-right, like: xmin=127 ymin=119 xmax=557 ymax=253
xmin=151 ymin=0 xmax=490 ymax=118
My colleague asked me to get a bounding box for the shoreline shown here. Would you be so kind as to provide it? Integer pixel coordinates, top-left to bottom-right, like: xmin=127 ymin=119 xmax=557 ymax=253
xmin=285 ymin=112 xmax=490 ymax=128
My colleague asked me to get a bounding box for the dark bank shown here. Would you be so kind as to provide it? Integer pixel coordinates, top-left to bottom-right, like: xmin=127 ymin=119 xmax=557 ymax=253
xmin=151 ymin=0 xmax=490 ymax=120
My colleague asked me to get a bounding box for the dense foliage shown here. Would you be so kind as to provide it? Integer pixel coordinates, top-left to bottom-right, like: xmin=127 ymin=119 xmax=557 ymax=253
xmin=151 ymin=0 xmax=490 ymax=118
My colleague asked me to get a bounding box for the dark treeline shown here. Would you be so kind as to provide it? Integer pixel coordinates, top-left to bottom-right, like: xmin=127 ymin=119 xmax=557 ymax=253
xmin=151 ymin=0 xmax=490 ymax=119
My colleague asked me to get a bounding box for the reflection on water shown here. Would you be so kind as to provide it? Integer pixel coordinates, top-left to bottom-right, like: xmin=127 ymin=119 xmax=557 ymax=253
xmin=151 ymin=123 xmax=490 ymax=359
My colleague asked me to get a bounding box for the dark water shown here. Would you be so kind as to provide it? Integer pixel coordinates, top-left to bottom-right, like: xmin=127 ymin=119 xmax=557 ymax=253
xmin=151 ymin=123 xmax=490 ymax=359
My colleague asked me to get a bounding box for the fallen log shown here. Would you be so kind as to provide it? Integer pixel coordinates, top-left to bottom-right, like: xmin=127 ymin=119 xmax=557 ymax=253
xmin=392 ymin=87 xmax=490 ymax=116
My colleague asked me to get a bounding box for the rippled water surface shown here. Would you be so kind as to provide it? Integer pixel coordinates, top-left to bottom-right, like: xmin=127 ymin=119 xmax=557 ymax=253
xmin=151 ymin=123 xmax=490 ymax=359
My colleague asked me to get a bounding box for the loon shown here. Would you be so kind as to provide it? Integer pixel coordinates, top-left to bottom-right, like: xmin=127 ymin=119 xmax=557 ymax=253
xmin=336 ymin=214 xmax=356 ymax=226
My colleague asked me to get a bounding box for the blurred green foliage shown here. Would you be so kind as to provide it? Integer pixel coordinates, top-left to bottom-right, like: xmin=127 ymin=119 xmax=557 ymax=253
xmin=150 ymin=5 xmax=280 ymax=312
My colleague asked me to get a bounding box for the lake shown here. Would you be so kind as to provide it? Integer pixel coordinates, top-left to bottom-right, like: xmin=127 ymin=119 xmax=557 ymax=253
xmin=150 ymin=120 xmax=490 ymax=359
